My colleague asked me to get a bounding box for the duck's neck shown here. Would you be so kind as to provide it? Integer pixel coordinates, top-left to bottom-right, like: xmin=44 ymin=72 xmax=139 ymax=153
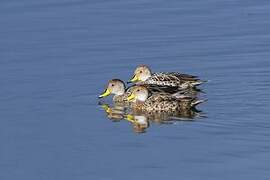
xmin=114 ymin=89 xmax=125 ymax=96
xmin=141 ymin=74 xmax=151 ymax=81
xmin=112 ymin=90 xmax=125 ymax=102
xmin=136 ymin=92 xmax=148 ymax=102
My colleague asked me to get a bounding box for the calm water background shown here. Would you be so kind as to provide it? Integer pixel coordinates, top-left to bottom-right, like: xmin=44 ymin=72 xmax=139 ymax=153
xmin=1 ymin=0 xmax=270 ymax=179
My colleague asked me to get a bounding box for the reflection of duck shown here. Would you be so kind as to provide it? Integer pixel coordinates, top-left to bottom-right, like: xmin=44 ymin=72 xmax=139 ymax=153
xmin=100 ymin=104 xmax=125 ymax=121
xmin=143 ymin=110 xmax=201 ymax=123
xmin=125 ymin=114 xmax=149 ymax=133
xmin=100 ymin=103 xmax=150 ymax=133
xmin=127 ymin=86 xmax=206 ymax=113
xmin=98 ymin=79 xmax=190 ymax=104
xmin=99 ymin=103 xmax=206 ymax=133
xmin=128 ymin=65 xmax=205 ymax=89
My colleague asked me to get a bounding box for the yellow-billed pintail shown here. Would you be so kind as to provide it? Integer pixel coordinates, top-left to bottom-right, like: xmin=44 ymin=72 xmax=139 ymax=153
xmin=128 ymin=65 xmax=205 ymax=89
xmin=127 ymin=85 xmax=206 ymax=113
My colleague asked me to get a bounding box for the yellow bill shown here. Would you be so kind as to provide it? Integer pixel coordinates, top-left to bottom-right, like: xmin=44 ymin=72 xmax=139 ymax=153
xmin=129 ymin=74 xmax=139 ymax=83
xmin=127 ymin=93 xmax=135 ymax=101
xmin=99 ymin=88 xmax=111 ymax=98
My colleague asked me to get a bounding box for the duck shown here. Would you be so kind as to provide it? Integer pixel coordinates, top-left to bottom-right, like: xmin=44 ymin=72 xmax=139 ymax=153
xmin=128 ymin=65 xmax=204 ymax=89
xmin=127 ymin=85 xmax=205 ymax=113
xmin=98 ymin=79 xmax=189 ymax=103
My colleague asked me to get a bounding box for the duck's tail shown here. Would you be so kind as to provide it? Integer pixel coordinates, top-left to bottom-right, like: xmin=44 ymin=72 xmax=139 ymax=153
xmin=191 ymin=80 xmax=208 ymax=87
xmin=191 ymin=99 xmax=207 ymax=108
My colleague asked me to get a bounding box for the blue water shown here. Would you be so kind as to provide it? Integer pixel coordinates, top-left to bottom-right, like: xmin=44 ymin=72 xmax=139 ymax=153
xmin=1 ymin=0 xmax=270 ymax=179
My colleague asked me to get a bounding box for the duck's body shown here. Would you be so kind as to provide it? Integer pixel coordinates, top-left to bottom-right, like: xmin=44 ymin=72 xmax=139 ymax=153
xmin=131 ymin=93 xmax=202 ymax=113
xmin=129 ymin=65 xmax=204 ymax=89
xmin=128 ymin=86 xmax=205 ymax=114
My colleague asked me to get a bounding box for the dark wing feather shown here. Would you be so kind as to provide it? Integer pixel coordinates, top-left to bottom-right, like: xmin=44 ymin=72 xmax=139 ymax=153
xmin=144 ymin=84 xmax=180 ymax=94
xmin=163 ymin=72 xmax=200 ymax=82
xmin=126 ymin=84 xmax=180 ymax=95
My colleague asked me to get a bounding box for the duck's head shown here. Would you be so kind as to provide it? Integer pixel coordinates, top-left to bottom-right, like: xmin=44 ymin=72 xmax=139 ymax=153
xmin=129 ymin=65 xmax=152 ymax=83
xmin=127 ymin=86 xmax=149 ymax=102
xmin=99 ymin=79 xmax=126 ymax=98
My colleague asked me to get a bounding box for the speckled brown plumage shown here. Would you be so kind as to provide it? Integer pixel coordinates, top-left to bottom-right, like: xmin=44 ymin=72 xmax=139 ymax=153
xmin=131 ymin=92 xmax=204 ymax=113
xmin=139 ymin=72 xmax=203 ymax=89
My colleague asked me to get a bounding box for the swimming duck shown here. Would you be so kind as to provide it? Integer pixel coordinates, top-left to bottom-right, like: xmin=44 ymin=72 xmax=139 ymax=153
xmin=128 ymin=65 xmax=204 ymax=89
xmin=127 ymin=86 xmax=205 ymax=113
xmin=98 ymin=79 xmax=188 ymax=103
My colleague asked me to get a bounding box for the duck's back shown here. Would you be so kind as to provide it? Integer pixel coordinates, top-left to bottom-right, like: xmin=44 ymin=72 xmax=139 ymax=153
xmin=142 ymin=72 xmax=200 ymax=88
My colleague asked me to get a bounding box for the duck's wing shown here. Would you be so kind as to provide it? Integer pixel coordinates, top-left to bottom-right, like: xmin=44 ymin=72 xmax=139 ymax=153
xmin=163 ymin=72 xmax=200 ymax=82
xmin=144 ymin=97 xmax=179 ymax=113
xmin=142 ymin=73 xmax=182 ymax=87
xmin=175 ymin=96 xmax=207 ymax=108
xmin=147 ymin=92 xmax=176 ymax=102
xmin=148 ymin=90 xmax=198 ymax=102
xmin=126 ymin=84 xmax=180 ymax=96
xmin=142 ymin=72 xmax=200 ymax=87
xmin=144 ymin=84 xmax=180 ymax=94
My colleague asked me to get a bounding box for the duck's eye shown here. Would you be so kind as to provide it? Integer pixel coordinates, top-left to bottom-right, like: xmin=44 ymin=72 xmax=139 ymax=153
xmin=137 ymin=89 xmax=140 ymax=92
xmin=139 ymin=70 xmax=143 ymax=73
xmin=111 ymin=84 xmax=115 ymax=87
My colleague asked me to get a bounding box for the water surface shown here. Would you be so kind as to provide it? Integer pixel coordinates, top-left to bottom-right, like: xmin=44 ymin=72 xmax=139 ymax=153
xmin=1 ymin=0 xmax=270 ymax=179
